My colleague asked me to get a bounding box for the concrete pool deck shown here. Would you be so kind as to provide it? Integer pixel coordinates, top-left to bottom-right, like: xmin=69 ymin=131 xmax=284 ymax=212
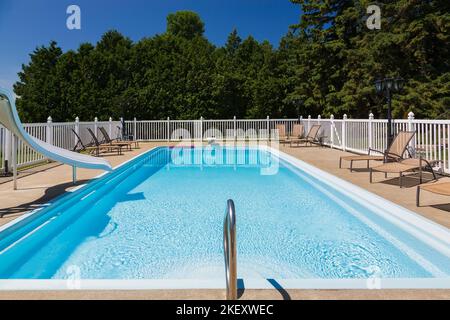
xmin=0 ymin=142 xmax=449 ymax=300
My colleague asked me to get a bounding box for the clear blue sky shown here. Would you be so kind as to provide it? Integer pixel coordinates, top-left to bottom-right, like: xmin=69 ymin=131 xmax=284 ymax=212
xmin=0 ymin=0 xmax=301 ymax=90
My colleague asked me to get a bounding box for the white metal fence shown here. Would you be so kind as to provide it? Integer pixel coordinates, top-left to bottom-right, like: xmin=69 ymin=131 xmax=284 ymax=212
xmin=0 ymin=117 xmax=121 ymax=172
xmin=1 ymin=113 xmax=449 ymax=174
xmin=124 ymin=113 xmax=450 ymax=174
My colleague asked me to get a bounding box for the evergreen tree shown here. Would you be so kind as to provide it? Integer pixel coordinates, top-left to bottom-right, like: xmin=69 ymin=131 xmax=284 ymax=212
xmin=166 ymin=11 xmax=205 ymax=40
xmin=13 ymin=6 xmax=449 ymax=122
xmin=14 ymin=41 xmax=63 ymax=122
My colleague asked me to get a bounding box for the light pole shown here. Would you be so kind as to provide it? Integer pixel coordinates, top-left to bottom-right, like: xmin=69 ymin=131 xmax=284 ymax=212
xmin=375 ymin=77 xmax=405 ymax=146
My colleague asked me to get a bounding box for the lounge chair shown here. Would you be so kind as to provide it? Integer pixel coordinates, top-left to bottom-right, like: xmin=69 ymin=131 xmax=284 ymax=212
xmin=416 ymin=181 xmax=450 ymax=207
xmin=111 ymin=126 xmax=140 ymax=148
xmin=339 ymin=131 xmax=415 ymax=171
xmin=291 ymin=124 xmax=304 ymax=139
xmin=87 ymin=128 xmax=123 ymax=155
xmin=276 ymin=124 xmax=290 ymax=144
xmin=72 ymin=129 xmax=104 ymax=156
xmin=369 ymin=157 xmax=441 ymax=188
xmin=72 ymin=129 xmax=86 ymax=152
xmin=289 ymin=125 xmax=321 ymax=147
xmin=99 ymin=127 xmax=135 ymax=150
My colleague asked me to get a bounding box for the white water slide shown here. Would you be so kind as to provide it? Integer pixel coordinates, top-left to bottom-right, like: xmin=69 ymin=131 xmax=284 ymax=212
xmin=0 ymin=88 xmax=112 ymax=188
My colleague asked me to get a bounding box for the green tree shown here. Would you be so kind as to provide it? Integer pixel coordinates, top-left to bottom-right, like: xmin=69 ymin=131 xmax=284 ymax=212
xmin=13 ymin=7 xmax=449 ymax=122
xmin=14 ymin=41 xmax=63 ymax=122
xmin=286 ymin=0 xmax=450 ymax=119
xmin=166 ymin=11 xmax=205 ymax=40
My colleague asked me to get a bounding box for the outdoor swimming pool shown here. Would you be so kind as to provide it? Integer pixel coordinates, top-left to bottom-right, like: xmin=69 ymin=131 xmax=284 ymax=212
xmin=0 ymin=146 xmax=449 ymax=289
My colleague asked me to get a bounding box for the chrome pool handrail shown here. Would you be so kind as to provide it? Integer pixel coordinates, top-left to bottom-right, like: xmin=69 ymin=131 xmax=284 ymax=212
xmin=223 ymin=199 xmax=237 ymax=300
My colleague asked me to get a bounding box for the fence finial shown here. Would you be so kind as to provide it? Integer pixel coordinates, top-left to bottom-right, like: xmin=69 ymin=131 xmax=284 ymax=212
xmin=47 ymin=116 xmax=52 ymax=123
xmin=343 ymin=114 xmax=348 ymax=120
xmin=75 ymin=116 xmax=79 ymax=122
xmin=109 ymin=117 xmax=112 ymax=122
xmin=94 ymin=117 xmax=98 ymax=122
xmin=330 ymin=114 xmax=334 ymax=120
xmin=318 ymin=115 xmax=321 ymax=120
xmin=408 ymin=111 xmax=415 ymax=120
xmin=369 ymin=113 xmax=374 ymax=120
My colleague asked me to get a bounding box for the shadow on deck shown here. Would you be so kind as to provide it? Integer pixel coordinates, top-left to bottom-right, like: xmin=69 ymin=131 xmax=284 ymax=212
xmin=0 ymin=179 xmax=90 ymax=218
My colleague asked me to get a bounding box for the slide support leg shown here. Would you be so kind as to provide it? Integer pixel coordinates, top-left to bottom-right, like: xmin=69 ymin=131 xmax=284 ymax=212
xmin=72 ymin=166 xmax=77 ymax=185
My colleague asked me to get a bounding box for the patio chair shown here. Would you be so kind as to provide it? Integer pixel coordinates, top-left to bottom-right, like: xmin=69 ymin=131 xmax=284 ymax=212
xmin=72 ymin=129 xmax=103 ymax=156
xmin=369 ymin=157 xmax=441 ymax=188
xmin=87 ymin=128 xmax=123 ymax=155
xmin=99 ymin=127 xmax=134 ymax=150
xmin=291 ymin=124 xmax=304 ymax=139
xmin=416 ymin=181 xmax=450 ymax=207
xmin=276 ymin=124 xmax=289 ymax=144
xmin=289 ymin=125 xmax=321 ymax=147
xmin=277 ymin=124 xmax=304 ymax=145
xmin=339 ymin=131 xmax=416 ymax=171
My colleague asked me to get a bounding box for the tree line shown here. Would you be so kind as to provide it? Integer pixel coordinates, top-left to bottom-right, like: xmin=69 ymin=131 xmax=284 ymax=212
xmin=14 ymin=1 xmax=449 ymax=122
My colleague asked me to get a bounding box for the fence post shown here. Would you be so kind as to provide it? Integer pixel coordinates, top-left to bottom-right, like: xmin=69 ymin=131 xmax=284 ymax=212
xmin=330 ymin=114 xmax=334 ymax=149
xmin=74 ymin=117 xmax=80 ymax=147
xmin=317 ymin=115 xmax=322 ymax=140
xmin=368 ymin=113 xmax=374 ymax=151
xmin=408 ymin=111 xmax=415 ymax=153
xmin=342 ymin=114 xmax=347 ymax=152
xmin=233 ymin=115 xmax=237 ymax=140
xmin=266 ymin=115 xmax=270 ymax=140
xmin=109 ymin=117 xmax=113 ymax=138
xmin=166 ymin=117 xmax=170 ymax=142
xmin=12 ymin=134 xmax=18 ymax=190
xmin=4 ymin=129 xmax=11 ymax=173
xmin=46 ymin=116 xmax=53 ymax=145
xmin=119 ymin=117 xmax=123 ymax=139
xmin=200 ymin=116 xmax=204 ymax=142
xmin=94 ymin=117 xmax=98 ymax=138
xmin=133 ymin=117 xmax=137 ymax=141
xmin=448 ymin=122 xmax=450 ymax=173
xmin=307 ymin=115 xmax=311 ymax=133
xmin=407 ymin=112 xmax=415 ymax=132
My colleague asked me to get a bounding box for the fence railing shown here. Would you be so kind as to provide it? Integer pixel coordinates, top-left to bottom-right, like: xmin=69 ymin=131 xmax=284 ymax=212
xmin=124 ymin=113 xmax=449 ymax=174
xmin=1 ymin=113 xmax=449 ymax=174
xmin=0 ymin=117 xmax=121 ymax=171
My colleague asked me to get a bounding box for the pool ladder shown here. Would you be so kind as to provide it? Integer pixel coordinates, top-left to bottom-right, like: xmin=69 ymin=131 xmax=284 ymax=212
xmin=223 ymin=199 xmax=237 ymax=300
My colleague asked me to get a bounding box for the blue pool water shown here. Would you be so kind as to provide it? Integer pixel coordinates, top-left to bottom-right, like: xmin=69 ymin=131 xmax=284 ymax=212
xmin=0 ymin=146 xmax=449 ymax=280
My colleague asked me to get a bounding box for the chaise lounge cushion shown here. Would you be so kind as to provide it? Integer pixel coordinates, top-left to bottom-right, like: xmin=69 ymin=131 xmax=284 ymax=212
xmin=340 ymin=155 xmax=384 ymax=161
xmin=419 ymin=182 xmax=450 ymax=196
xmin=371 ymin=162 xmax=417 ymax=173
